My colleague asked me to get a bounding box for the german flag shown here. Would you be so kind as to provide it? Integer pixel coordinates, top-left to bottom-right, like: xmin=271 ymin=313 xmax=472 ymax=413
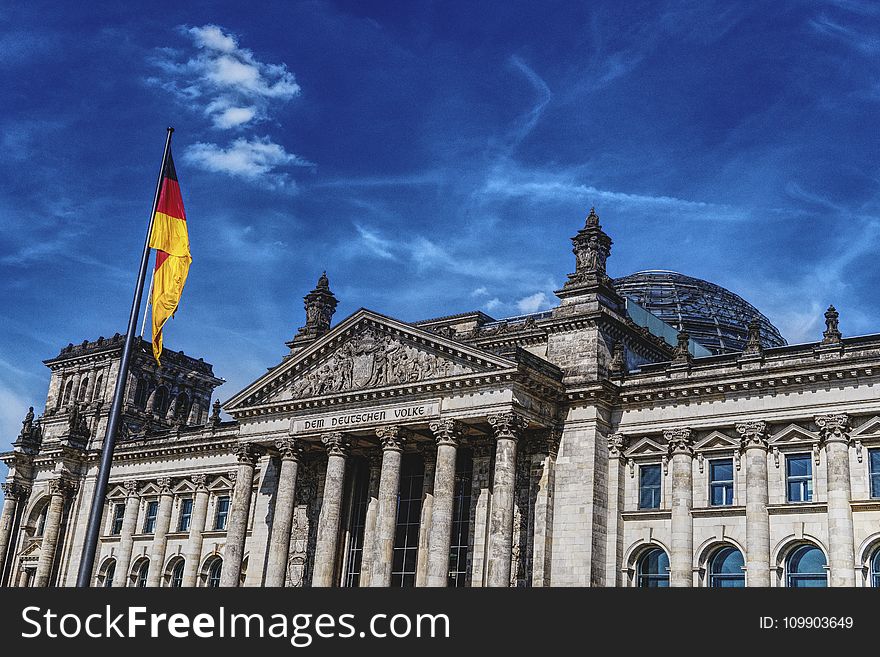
xmin=148 ymin=150 xmax=191 ymax=366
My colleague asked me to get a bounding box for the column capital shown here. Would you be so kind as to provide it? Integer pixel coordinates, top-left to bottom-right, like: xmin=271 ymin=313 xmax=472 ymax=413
xmin=1 ymin=481 xmax=30 ymax=501
xmin=190 ymin=474 xmax=208 ymax=491
xmin=736 ymin=420 xmax=769 ymax=450
xmin=815 ymin=413 xmax=851 ymax=444
xmin=234 ymin=442 xmax=264 ymax=466
xmin=123 ymin=479 xmax=141 ymax=497
xmin=608 ymin=433 xmax=629 ymax=458
xmin=487 ymin=412 xmax=528 ymax=441
xmin=322 ymin=431 xmax=352 ymax=458
xmin=429 ymin=418 xmax=466 ymax=447
xmin=664 ymin=427 xmax=694 ymax=456
xmin=48 ymin=477 xmax=77 ymax=497
xmin=156 ymin=476 xmax=174 ymax=494
xmin=375 ymin=426 xmax=410 ymax=452
xmin=275 ymin=436 xmax=304 ymax=462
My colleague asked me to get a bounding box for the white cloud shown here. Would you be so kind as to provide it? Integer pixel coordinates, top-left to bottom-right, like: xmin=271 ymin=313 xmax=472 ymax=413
xmin=354 ymin=224 xmax=398 ymax=260
xmin=471 ymin=286 xmax=489 ymax=297
xmin=211 ymin=106 xmax=257 ymax=129
xmin=484 ymin=298 xmax=503 ymax=312
xmin=516 ymin=291 xmax=550 ymax=314
xmin=184 ymin=136 xmax=311 ymax=188
xmin=188 ymin=24 xmax=238 ymax=53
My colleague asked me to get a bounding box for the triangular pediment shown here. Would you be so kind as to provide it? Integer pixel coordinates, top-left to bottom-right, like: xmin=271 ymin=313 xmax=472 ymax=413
xmin=694 ymin=431 xmax=739 ymax=451
xmin=19 ymin=540 xmax=41 ymax=558
xmin=106 ymin=484 xmax=127 ymax=500
xmin=225 ymin=309 xmax=517 ymax=411
xmin=770 ymin=424 xmax=819 ymax=445
xmin=851 ymin=416 xmax=880 ymax=438
xmin=624 ymin=437 xmax=666 ymax=458
xmin=207 ymin=475 xmax=233 ymax=492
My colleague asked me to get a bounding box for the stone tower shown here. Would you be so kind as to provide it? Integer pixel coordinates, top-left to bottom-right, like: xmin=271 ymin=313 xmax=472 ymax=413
xmin=288 ymin=272 xmax=339 ymax=351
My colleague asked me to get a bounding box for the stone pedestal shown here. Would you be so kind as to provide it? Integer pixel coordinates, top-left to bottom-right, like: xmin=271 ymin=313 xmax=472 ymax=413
xmin=665 ymin=428 xmax=693 ymax=587
xmin=146 ymin=477 xmax=174 ymax=587
xmin=370 ymin=426 xmax=408 ymax=587
xmin=816 ymin=414 xmax=856 ymax=587
xmin=426 ymin=419 xmax=463 ymax=587
xmin=265 ymin=438 xmax=303 ymax=587
xmin=182 ymin=475 xmax=209 ymax=587
xmin=737 ymin=421 xmax=771 ymax=587
xmin=486 ymin=412 xmax=527 ymax=587
xmin=112 ymin=480 xmax=141 ymax=587
xmin=312 ymin=433 xmax=351 ymax=587
xmin=220 ymin=444 xmax=261 ymax=587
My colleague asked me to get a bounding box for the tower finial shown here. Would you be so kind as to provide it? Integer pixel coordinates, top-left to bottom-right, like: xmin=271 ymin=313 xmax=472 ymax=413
xmin=822 ymin=305 xmax=842 ymax=345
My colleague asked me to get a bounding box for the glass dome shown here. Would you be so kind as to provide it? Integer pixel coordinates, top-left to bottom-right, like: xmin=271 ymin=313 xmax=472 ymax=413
xmin=613 ymin=270 xmax=787 ymax=355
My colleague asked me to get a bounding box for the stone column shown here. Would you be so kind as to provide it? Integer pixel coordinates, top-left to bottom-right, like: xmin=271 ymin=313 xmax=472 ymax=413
xmin=426 ymin=419 xmax=464 ymax=587
xmin=665 ymin=428 xmax=694 ymax=587
xmin=737 ymin=421 xmax=771 ymax=587
xmin=112 ymin=480 xmax=141 ymax=587
xmin=146 ymin=477 xmax=174 ymax=587
xmin=370 ymin=426 xmax=409 ymax=587
xmin=358 ymin=455 xmax=382 ymax=584
xmin=414 ymin=445 xmax=435 ymax=587
xmin=468 ymin=444 xmax=492 ymax=586
xmin=531 ymin=430 xmax=560 ymax=587
xmin=816 ymin=414 xmax=856 ymax=587
xmin=0 ymin=483 xmax=29 ymax=584
xmin=34 ymin=478 xmax=74 ymax=587
xmin=182 ymin=475 xmax=209 ymax=587
xmin=605 ymin=434 xmax=628 ymax=587
xmin=486 ymin=412 xmax=527 ymax=587
xmin=220 ymin=443 xmax=261 ymax=587
xmin=265 ymin=437 xmax=303 ymax=586
xmin=312 ymin=432 xmax=352 ymax=587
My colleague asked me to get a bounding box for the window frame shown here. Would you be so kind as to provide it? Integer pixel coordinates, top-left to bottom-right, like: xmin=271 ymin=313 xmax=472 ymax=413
xmin=638 ymin=462 xmax=662 ymax=510
xmin=143 ymin=500 xmax=159 ymax=534
xmin=178 ymin=498 xmax=193 ymax=533
xmin=869 ymin=448 xmax=880 ymax=500
xmin=110 ymin=502 xmax=126 ymax=535
xmin=708 ymin=458 xmax=735 ymax=506
xmin=207 ymin=559 xmax=222 ymax=588
xmin=170 ymin=559 xmax=185 ymax=588
xmin=636 ymin=547 xmax=670 ymax=588
xmin=707 ymin=546 xmax=745 ymax=588
xmin=785 ymin=544 xmax=827 ymax=588
xmin=214 ymin=495 xmax=230 ymax=531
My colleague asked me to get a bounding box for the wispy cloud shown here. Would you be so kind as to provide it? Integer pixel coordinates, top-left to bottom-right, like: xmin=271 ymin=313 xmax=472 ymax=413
xmin=184 ymin=136 xmax=312 ymax=189
xmin=508 ymin=56 xmax=552 ymax=147
xmin=809 ymin=15 xmax=880 ymax=54
xmin=516 ymin=291 xmax=551 ymax=314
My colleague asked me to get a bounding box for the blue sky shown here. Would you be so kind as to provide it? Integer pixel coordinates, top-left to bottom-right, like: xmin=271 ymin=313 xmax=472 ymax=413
xmin=2 ymin=0 xmax=880 ymax=479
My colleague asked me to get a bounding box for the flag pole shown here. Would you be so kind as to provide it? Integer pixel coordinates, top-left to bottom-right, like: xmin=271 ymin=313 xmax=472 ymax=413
xmin=76 ymin=127 xmax=175 ymax=587
xmin=139 ymin=273 xmax=154 ymax=337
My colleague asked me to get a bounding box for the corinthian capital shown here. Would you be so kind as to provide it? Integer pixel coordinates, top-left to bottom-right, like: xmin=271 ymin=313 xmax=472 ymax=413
xmin=736 ymin=421 xmax=769 ymax=450
xmin=156 ymin=476 xmax=173 ymax=495
xmin=375 ymin=426 xmax=410 ymax=451
xmin=48 ymin=477 xmax=76 ymax=497
xmin=815 ymin=413 xmax=851 ymax=444
xmin=123 ymin=479 xmax=141 ymax=497
xmin=663 ymin=427 xmax=694 ymax=456
xmin=608 ymin=433 xmax=629 ymax=458
xmin=322 ymin=432 xmax=352 ymax=458
xmin=190 ymin=474 xmax=208 ymax=491
xmin=487 ymin=412 xmax=528 ymax=442
xmin=234 ymin=442 xmax=264 ymax=465
xmin=1 ymin=481 xmax=30 ymax=501
xmin=275 ymin=437 xmax=304 ymax=462
xmin=429 ymin=418 xmax=466 ymax=447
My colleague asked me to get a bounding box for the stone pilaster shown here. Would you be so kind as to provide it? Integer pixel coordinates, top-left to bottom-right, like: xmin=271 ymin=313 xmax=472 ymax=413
xmin=486 ymin=412 xmax=527 ymax=587
xmin=736 ymin=421 xmax=771 ymax=587
xmin=605 ymin=433 xmax=628 ymax=587
xmin=220 ymin=443 xmax=261 ymax=587
xmin=182 ymin=475 xmax=209 ymax=587
xmin=358 ymin=455 xmax=382 ymax=585
xmin=414 ymin=444 xmax=436 ymax=587
xmin=665 ymin=428 xmax=694 ymax=587
xmin=426 ymin=419 xmax=464 ymax=587
xmin=0 ymin=482 xmax=29 ymax=584
xmin=312 ymin=432 xmax=351 ymax=587
xmin=112 ymin=480 xmax=141 ymax=587
xmin=816 ymin=413 xmax=855 ymax=587
xmin=265 ymin=437 xmax=303 ymax=586
xmin=146 ymin=477 xmax=174 ymax=587
xmin=531 ymin=429 xmax=560 ymax=587
xmin=34 ymin=478 xmax=75 ymax=587
xmin=468 ymin=444 xmax=492 ymax=586
xmin=370 ymin=426 xmax=409 ymax=587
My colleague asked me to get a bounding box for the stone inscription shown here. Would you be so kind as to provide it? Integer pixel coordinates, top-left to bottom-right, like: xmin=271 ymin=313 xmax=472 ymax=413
xmin=292 ymin=401 xmax=440 ymax=434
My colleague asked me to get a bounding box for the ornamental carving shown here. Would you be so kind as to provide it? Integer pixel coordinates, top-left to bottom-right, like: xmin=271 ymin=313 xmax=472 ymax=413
xmin=429 ymin=418 xmax=466 ymax=447
xmin=275 ymin=437 xmax=304 ymax=462
xmin=375 ymin=426 xmax=410 ymax=451
xmin=123 ymin=479 xmax=141 ymax=496
xmin=736 ymin=421 xmax=769 ymax=450
xmin=287 ymin=329 xmax=472 ymax=399
xmin=322 ymin=432 xmax=352 ymax=458
xmin=1 ymin=482 xmax=30 ymax=501
xmin=488 ymin=412 xmax=528 ymax=441
xmin=190 ymin=475 xmax=207 ymax=491
xmin=234 ymin=443 xmax=263 ymax=466
xmin=663 ymin=427 xmax=694 ymax=455
xmin=156 ymin=477 xmax=173 ymax=494
xmin=608 ymin=433 xmax=628 ymax=458
xmin=815 ymin=413 xmax=851 ymax=443
xmin=48 ymin=478 xmax=76 ymax=497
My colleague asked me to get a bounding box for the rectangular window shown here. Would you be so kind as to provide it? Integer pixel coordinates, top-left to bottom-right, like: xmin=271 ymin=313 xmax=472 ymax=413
xmin=214 ymin=495 xmax=230 ymax=531
xmin=178 ymin=498 xmax=193 ymax=532
xmin=786 ymin=454 xmax=813 ymax=502
xmin=391 ymin=455 xmax=425 ymax=587
xmin=870 ymin=449 xmax=880 ymax=499
xmin=111 ymin=503 xmax=126 ymax=535
xmin=143 ymin=500 xmax=158 ymax=534
xmin=639 ymin=464 xmax=662 ymax=509
xmin=709 ymin=459 xmax=734 ymax=506
xmin=448 ymin=449 xmax=474 ymax=587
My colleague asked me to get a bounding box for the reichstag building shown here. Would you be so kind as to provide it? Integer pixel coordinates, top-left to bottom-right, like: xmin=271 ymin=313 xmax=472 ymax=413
xmin=2 ymin=209 xmax=879 ymax=588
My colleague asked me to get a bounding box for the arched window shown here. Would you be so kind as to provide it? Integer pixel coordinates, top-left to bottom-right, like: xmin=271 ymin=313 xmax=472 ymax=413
xmin=94 ymin=374 xmax=103 ymax=402
xmin=170 ymin=559 xmax=185 ymax=588
xmin=136 ymin=561 xmax=149 ymax=588
xmin=77 ymin=378 xmax=89 ymax=401
xmin=134 ymin=379 xmax=149 ymax=410
xmin=101 ymin=560 xmax=116 ymax=588
xmin=871 ymin=549 xmax=880 ymax=588
xmin=175 ymin=392 xmax=190 ymax=422
xmin=207 ymin=558 xmax=222 ymax=588
xmin=62 ymin=380 xmax=74 ymax=406
xmin=708 ymin=546 xmax=745 ymax=588
xmin=154 ymin=387 xmax=169 ymax=417
xmin=786 ymin=545 xmax=827 ymax=588
xmin=637 ymin=547 xmax=669 ymax=588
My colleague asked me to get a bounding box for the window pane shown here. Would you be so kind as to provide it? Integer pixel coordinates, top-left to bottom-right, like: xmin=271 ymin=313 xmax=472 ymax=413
xmin=710 ymin=460 xmax=733 ymax=482
xmin=787 ymin=455 xmax=811 ymax=477
xmin=641 ymin=464 xmax=661 ymax=486
xmin=787 ymin=481 xmax=801 ymax=502
xmin=870 ymin=449 xmax=880 ymax=474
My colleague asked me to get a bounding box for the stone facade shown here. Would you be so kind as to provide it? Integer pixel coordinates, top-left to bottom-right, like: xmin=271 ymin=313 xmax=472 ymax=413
xmin=3 ymin=210 xmax=880 ymax=588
